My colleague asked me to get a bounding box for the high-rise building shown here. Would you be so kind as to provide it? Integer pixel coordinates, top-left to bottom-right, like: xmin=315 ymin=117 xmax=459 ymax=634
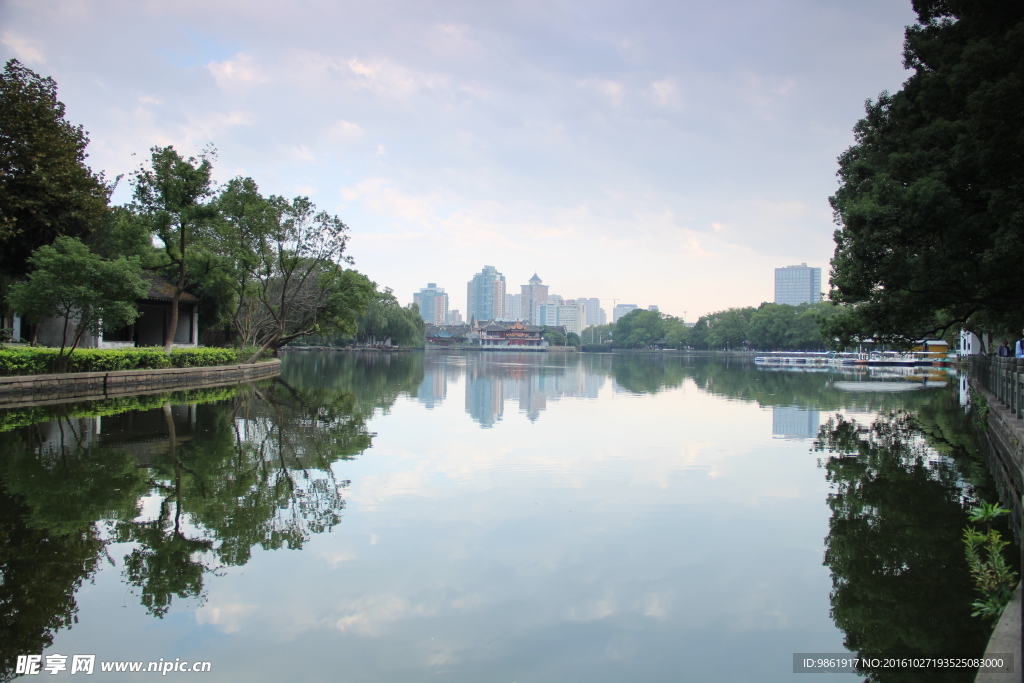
xmin=538 ymin=299 xmax=587 ymax=334
xmin=413 ymin=283 xmax=448 ymax=325
xmin=467 ymin=266 xmax=506 ymax=322
xmin=613 ymin=304 xmax=638 ymax=322
xmin=520 ymin=273 xmax=549 ymax=325
xmin=774 ymin=263 xmax=822 ymax=305
xmin=579 ymin=298 xmax=606 ymax=327
xmin=447 ymin=309 xmax=464 ymax=324
xmin=504 ymin=293 xmax=523 ymax=321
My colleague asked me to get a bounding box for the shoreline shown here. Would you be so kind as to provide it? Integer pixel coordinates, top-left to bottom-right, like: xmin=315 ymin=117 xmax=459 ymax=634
xmin=0 ymin=359 xmax=281 ymax=408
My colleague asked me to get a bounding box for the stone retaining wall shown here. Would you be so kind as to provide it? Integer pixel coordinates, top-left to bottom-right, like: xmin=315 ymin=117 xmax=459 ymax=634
xmin=0 ymin=359 xmax=281 ymax=408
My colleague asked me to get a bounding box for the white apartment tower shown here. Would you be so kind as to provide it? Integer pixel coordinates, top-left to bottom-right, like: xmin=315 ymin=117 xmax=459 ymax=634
xmin=413 ymin=283 xmax=449 ymax=325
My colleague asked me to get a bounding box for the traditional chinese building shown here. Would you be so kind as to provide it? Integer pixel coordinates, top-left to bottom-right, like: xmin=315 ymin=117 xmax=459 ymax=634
xmin=475 ymin=320 xmax=548 ymax=351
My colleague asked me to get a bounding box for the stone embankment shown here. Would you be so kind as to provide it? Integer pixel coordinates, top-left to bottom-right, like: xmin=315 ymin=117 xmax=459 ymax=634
xmin=0 ymin=359 xmax=281 ymax=408
xmin=968 ymin=356 xmax=1023 ymax=683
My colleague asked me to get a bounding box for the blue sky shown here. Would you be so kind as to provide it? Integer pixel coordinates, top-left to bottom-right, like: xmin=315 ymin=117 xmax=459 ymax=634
xmin=0 ymin=0 xmax=918 ymax=319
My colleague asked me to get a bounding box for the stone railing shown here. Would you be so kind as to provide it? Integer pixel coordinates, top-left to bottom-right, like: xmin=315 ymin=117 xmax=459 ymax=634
xmin=971 ymin=355 xmax=1024 ymax=419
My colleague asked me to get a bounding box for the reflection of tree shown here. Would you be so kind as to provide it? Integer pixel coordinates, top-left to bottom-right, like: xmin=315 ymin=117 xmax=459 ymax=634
xmin=0 ymin=373 xmax=376 ymax=634
xmin=814 ymin=412 xmax=993 ymax=682
xmin=280 ymin=350 xmax=424 ymax=417
xmin=609 ymin=354 xmax=689 ymax=394
xmin=0 ymin=426 xmax=147 ymax=682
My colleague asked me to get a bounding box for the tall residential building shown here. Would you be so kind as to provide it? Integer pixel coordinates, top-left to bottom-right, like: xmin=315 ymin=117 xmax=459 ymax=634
xmin=448 ymin=309 xmax=464 ymax=324
xmin=504 ymin=293 xmax=523 ymax=321
xmin=413 ymin=283 xmax=448 ymax=325
xmin=774 ymin=263 xmax=822 ymax=305
xmin=613 ymin=304 xmax=638 ymax=322
xmin=579 ymin=298 xmax=606 ymax=327
xmin=520 ymin=273 xmax=549 ymax=325
xmin=467 ymin=265 xmax=506 ymax=322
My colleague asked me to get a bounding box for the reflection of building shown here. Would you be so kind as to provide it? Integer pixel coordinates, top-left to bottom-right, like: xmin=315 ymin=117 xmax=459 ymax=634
xmin=772 ymin=406 xmax=820 ymax=439
xmin=458 ymin=353 xmax=606 ymax=427
xmin=417 ymin=356 xmax=448 ymax=409
xmin=467 ymin=266 xmax=506 ymax=322
xmin=413 ymin=283 xmax=449 ymax=325
xmin=774 ymin=263 xmax=822 ymax=305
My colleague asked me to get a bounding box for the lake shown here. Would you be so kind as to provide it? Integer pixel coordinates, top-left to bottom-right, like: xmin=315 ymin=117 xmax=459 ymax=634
xmin=0 ymin=351 xmax=1006 ymax=682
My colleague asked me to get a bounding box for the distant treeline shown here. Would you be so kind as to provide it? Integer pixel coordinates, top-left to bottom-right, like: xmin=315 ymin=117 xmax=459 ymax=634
xmin=582 ymin=302 xmax=841 ymax=351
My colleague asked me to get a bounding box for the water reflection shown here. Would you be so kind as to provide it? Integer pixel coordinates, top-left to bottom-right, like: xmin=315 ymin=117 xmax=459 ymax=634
xmin=814 ymin=406 xmax=1005 ymax=682
xmin=0 ymin=378 xmax=377 ymax=679
xmin=772 ymin=406 xmax=821 ymax=439
xmin=0 ymin=352 xmax=1003 ymax=682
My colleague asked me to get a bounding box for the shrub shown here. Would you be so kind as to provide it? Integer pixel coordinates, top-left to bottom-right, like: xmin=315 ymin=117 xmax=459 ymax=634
xmin=0 ymin=347 xmax=272 ymax=376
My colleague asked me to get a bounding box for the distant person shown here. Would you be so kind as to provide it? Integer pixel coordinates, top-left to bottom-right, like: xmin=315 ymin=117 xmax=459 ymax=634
xmin=1017 ymin=331 xmax=1024 ymax=358
xmin=998 ymin=340 xmax=1011 ymax=357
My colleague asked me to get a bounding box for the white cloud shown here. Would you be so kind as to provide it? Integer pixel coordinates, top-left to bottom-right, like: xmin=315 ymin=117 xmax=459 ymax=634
xmin=1 ymin=32 xmax=45 ymax=64
xmin=207 ymin=53 xmax=268 ymax=89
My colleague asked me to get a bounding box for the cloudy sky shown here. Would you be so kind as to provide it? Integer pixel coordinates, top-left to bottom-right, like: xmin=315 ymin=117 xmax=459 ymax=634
xmin=1 ymin=0 xmax=918 ymax=319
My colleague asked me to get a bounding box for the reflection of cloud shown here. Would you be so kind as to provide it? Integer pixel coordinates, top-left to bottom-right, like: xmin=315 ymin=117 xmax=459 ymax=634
xmin=195 ymin=600 xmax=257 ymax=634
xmin=334 ymin=595 xmax=428 ymax=635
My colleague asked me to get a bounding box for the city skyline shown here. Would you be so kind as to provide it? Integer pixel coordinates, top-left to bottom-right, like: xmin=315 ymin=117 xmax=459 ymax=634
xmin=0 ymin=1 xmax=914 ymax=318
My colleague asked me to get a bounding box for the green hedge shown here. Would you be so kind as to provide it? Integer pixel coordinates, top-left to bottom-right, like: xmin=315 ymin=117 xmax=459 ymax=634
xmin=0 ymin=347 xmax=271 ymax=377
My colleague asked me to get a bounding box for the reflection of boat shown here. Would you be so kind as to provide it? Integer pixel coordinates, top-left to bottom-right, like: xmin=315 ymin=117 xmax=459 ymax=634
xmin=832 ymin=381 xmax=929 ymax=392
xmin=755 ymin=351 xmax=951 ymax=368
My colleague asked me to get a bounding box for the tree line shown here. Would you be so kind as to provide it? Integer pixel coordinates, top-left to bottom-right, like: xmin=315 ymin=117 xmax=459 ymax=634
xmin=0 ymin=59 xmax=422 ymax=368
xmin=581 ymin=301 xmax=838 ymax=351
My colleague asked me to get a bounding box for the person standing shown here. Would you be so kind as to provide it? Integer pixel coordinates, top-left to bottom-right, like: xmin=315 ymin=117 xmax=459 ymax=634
xmin=1016 ymin=330 xmax=1024 ymax=358
xmin=998 ymin=340 xmax=1011 ymax=357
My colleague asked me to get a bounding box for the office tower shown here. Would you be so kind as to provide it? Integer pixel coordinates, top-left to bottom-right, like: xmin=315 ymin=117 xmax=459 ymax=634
xmin=520 ymin=273 xmax=549 ymax=325
xmin=467 ymin=265 xmax=506 ymax=322
xmin=448 ymin=309 xmax=464 ymax=324
xmin=774 ymin=263 xmax=822 ymax=305
xmin=413 ymin=283 xmax=449 ymax=325
xmin=613 ymin=304 xmax=638 ymax=322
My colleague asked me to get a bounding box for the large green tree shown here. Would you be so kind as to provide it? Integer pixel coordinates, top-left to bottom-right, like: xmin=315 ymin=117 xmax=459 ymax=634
xmin=827 ymin=1 xmax=1024 ymax=346
xmin=0 ymin=59 xmax=109 ymax=319
xmin=132 ymin=146 xmax=217 ymax=354
xmin=216 ymin=178 xmax=377 ymax=359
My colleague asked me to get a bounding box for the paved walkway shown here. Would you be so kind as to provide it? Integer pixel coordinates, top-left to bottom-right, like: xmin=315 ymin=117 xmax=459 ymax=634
xmin=975 ymin=581 xmax=1021 ymax=683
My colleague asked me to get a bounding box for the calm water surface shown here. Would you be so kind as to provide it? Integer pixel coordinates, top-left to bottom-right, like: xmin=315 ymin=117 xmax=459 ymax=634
xmin=0 ymin=352 xmax=1004 ymax=682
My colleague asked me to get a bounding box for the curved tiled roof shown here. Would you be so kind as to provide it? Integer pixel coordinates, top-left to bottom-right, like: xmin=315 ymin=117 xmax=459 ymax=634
xmin=142 ymin=273 xmax=200 ymax=303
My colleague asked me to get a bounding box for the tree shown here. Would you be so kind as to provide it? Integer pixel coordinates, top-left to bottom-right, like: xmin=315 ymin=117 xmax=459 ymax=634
xmin=0 ymin=60 xmax=109 ymax=321
xmin=216 ymin=179 xmax=376 ymax=360
xmin=613 ymin=309 xmax=665 ymax=348
xmin=827 ymin=2 xmax=1024 ymax=346
xmin=6 ymin=237 xmax=147 ymax=372
xmin=132 ymin=146 xmax=217 ymax=354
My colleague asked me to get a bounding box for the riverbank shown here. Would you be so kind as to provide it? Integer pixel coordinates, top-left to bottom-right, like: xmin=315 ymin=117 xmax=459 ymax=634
xmin=0 ymin=359 xmax=281 ymax=408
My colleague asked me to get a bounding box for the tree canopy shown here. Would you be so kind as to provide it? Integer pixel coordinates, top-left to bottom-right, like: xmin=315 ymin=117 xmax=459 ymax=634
xmin=0 ymin=59 xmax=109 ymax=313
xmin=827 ymin=1 xmax=1024 ymax=345
xmin=7 ymin=237 xmax=147 ymax=370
